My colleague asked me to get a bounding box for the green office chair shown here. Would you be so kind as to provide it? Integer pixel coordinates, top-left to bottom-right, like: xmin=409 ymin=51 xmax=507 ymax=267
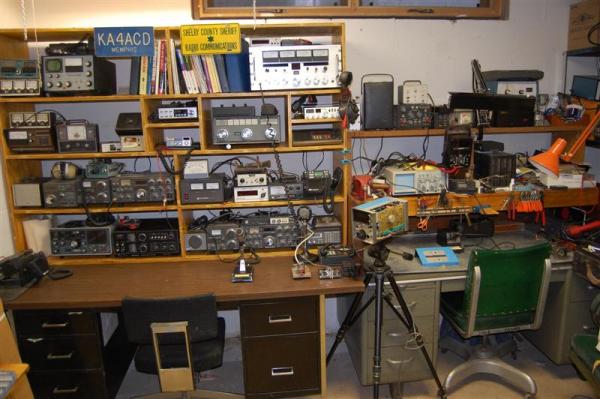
xmin=440 ymin=242 xmax=551 ymax=398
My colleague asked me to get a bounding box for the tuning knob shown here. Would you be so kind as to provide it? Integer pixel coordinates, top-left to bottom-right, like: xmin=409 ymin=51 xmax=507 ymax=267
xmin=97 ymin=192 xmax=108 ymax=201
xmin=241 ymin=128 xmax=253 ymax=140
xmin=264 ymin=126 xmax=277 ymax=140
xmin=216 ymin=128 xmax=229 ymax=141
xmin=264 ymin=236 xmax=275 ymax=247
xmin=96 ymin=181 xmax=107 ymax=189
xmin=70 ymin=240 xmax=79 ymax=249
xmin=356 ymin=230 xmax=367 ymax=240
xmin=136 ymin=189 xmax=147 ymax=200
xmin=45 ymin=194 xmax=56 ymax=205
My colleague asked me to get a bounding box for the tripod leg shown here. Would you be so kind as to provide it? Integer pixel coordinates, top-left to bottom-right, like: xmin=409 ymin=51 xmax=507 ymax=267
xmin=373 ymin=271 xmax=385 ymax=399
xmin=326 ymin=273 xmax=374 ymax=365
xmin=386 ymin=274 xmax=447 ymax=398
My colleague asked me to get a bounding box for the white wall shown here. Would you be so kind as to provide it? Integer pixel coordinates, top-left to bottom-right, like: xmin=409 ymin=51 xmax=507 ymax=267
xmin=0 ymin=0 xmax=576 ymax=332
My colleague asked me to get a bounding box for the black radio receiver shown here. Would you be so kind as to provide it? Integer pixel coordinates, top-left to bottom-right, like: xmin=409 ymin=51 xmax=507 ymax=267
xmin=113 ymin=218 xmax=180 ymax=257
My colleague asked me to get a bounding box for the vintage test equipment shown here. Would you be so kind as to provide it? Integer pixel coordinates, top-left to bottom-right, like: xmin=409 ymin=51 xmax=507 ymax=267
xmin=50 ymin=222 xmax=114 ymax=256
xmin=443 ymin=126 xmax=473 ymax=168
xmin=212 ymin=113 xmax=281 ymax=148
xmin=242 ymin=214 xmax=299 ymax=249
xmin=116 ymin=112 xmax=142 ymax=135
xmin=474 ymin=151 xmax=516 ymax=188
xmin=206 ymin=222 xmax=242 ymax=252
xmin=382 ymin=165 xmax=445 ymax=195
xmin=56 ymin=120 xmax=99 ymax=153
xmin=398 ymin=80 xmax=429 ymax=104
xmin=249 ymin=44 xmax=342 ymax=91
xmin=180 ymin=173 xmax=231 ymax=204
xmin=9 ymin=112 xmax=55 ymax=128
xmin=0 ymin=60 xmax=41 ymax=96
xmin=496 ymin=81 xmax=537 ymax=97
xmin=43 ymin=177 xmax=83 ymax=208
xmin=269 ymin=181 xmax=304 ymax=200
xmin=154 ymin=102 xmax=198 ymax=121
xmin=353 ymin=197 xmax=409 ymax=245
xmin=234 ymin=186 xmax=270 ymax=203
xmin=120 ymin=136 xmax=144 ymax=152
xmin=292 ymin=129 xmax=342 ymax=146
xmin=4 ymin=127 xmax=56 ymax=153
xmin=415 ymin=247 xmax=460 ymax=267
xmin=395 ymin=104 xmax=433 ymax=129
xmin=183 ymin=159 xmax=209 ymax=179
xmin=82 ymin=178 xmax=111 ymax=204
xmin=236 ymin=173 xmax=267 ymax=187
xmin=12 ymin=178 xmax=47 ymax=207
xmin=185 ymin=231 xmax=208 ymax=252
xmin=42 ymin=55 xmax=116 ymax=95
xmin=110 ymin=173 xmax=174 ymax=203
xmin=303 ymin=105 xmax=340 ymax=120
xmin=362 ymin=74 xmax=394 ymax=130
xmin=113 ymin=218 xmax=180 ymax=257
xmin=433 ymin=106 xmax=451 ymax=129
xmin=308 ymin=215 xmax=342 ymax=246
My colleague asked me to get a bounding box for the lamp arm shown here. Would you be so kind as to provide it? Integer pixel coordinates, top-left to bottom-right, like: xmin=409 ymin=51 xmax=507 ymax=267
xmin=562 ymin=110 xmax=600 ymax=162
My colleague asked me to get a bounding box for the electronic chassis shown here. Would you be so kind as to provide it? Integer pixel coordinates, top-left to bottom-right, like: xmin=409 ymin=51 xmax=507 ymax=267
xmin=327 ymin=239 xmax=446 ymax=399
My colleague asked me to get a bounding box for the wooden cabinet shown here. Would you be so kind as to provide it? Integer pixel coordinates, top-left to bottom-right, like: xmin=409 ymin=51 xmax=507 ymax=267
xmin=240 ymin=296 xmax=321 ymax=398
xmin=13 ymin=310 xmax=134 ymax=399
xmin=0 ymin=23 xmax=351 ymax=266
xmin=337 ymin=282 xmax=439 ymax=385
xmin=193 ymin=0 xmax=506 ymax=19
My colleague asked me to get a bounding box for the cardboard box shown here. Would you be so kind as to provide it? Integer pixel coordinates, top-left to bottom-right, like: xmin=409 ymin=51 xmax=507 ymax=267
xmin=568 ymin=0 xmax=600 ymax=51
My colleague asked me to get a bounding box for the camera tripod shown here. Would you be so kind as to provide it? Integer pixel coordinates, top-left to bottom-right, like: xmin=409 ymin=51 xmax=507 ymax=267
xmin=327 ymin=240 xmax=446 ymax=399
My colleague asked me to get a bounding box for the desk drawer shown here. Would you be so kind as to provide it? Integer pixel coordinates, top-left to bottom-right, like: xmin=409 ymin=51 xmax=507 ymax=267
xmin=366 ymin=343 xmax=435 ymax=384
xmin=243 ymin=334 xmax=320 ymax=396
xmin=367 ymin=284 xmax=436 ymax=320
xmin=571 ymin=274 xmax=599 ymax=303
xmin=367 ymin=315 xmax=434 ymax=349
xmin=14 ymin=310 xmax=98 ymax=336
xmin=19 ymin=335 xmax=102 ymax=370
xmin=241 ymin=297 xmax=318 ymax=337
xmin=28 ymin=370 xmax=107 ymax=399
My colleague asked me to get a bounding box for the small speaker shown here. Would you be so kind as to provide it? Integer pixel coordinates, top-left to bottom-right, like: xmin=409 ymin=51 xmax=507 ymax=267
xmin=185 ymin=232 xmax=207 ymax=251
xmin=362 ymin=74 xmax=394 ymax=130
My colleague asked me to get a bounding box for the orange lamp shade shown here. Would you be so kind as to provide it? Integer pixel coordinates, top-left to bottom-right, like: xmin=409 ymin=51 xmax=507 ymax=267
xmin=528 ymin=138 xmax=567 ymax=177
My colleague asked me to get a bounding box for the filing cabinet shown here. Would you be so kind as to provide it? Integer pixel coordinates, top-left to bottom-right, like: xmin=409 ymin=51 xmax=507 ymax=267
xmin=338 ymin=282 xmax=439 ymax=385
xmin=13 ymin=309 xmax=134 ymax=399
xmin=240 ymin=296 xmax=321 ymax=398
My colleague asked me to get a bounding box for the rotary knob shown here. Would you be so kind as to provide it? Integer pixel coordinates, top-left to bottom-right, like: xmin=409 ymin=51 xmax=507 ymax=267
xmin=96 ymin=181 xmax=107 ymax=189
xmin=264 ymin=126 xmax=277 ymax=140
xmin=138 ymin=244 xmax=148 ymax=253
xmin=70 ymin=240 xmax=79 ymax=249
xmin=56 ymin=82 xmax=62 ymax=88
xmin=264 ymin=236 xmax=275 ymax=248
xmin=138 ymin=233 xmax=147 ymax=242
xmin=216 ymin=128 xmax=229 ymax=141
xmin=241 ymin=128 xmax=253 ymax=140
xmin=46 ymin=82 xmax=53 ymax=88
xmin=85 ymin=81 xmax=93 ymax=87
xmin=45 ymin=194 xmax=56 ymax=205
xmin=65 ymin=81 xmax=72 ymax=87
xmin=136 ymin=189 xmax=147 ymax=200
xmin=97 ymin=192 xmax=108 ymax=201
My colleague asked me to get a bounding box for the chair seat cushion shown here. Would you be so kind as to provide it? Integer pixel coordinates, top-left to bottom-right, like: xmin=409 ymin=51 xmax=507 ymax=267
xmin=134 ymin=317 xmax=225 ymax=374
xmin=441 ymin=291 xmax=535 ymax=335
xmin=571 ymin=334 xmax=600 ymax=378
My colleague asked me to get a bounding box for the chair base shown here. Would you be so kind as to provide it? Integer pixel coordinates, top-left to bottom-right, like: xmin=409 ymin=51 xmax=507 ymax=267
xmin=439 ymin=334 xmax=518 ymax=361
xmin=443 ymin=337 xmax=536 ymax=397
xmin=132 ymin=390 xmax=244 ymax=399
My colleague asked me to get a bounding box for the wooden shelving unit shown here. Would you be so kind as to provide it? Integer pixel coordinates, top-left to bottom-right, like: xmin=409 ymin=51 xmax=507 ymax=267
xmin=192 ymin=0 xmax=506 ymax=20
xmin=0 ymin=23 xmax=352 ymax=265
xmin=350 ymin=125 xmax=583 ymax=139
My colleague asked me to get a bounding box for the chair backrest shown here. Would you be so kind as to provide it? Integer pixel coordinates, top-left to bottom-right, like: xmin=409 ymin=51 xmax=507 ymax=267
xmin=122 ymin=294 xmax=219 ymax=345
xmin=462 ymin=242 xmax=551 ymax=335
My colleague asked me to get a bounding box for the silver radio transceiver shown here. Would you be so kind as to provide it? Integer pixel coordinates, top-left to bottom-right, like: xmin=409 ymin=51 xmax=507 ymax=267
xmin=236 ymin=173 xmax=268 ymax=187
xmin=233 ymin=186 xmax=269 ymax=203
xmin=249 ymin=44 xmax=342 ymax=91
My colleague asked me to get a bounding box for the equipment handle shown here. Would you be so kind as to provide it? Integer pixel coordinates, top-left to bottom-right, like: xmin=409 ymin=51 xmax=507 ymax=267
xmin=402 ymin=80 xmax=422 ymax=85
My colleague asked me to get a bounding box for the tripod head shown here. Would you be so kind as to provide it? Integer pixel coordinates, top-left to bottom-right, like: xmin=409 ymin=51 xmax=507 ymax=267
xmin=367 ymin=239 xmax=391 ymax=270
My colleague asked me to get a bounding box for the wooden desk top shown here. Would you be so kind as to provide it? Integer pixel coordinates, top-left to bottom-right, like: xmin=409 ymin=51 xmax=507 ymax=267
xmin=5 ymin=258 xmax=365 ymax=310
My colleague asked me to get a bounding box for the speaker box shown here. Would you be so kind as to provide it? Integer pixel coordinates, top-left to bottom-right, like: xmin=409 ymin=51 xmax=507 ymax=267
xmin=362 ymin=74 xmax=394 ymax=130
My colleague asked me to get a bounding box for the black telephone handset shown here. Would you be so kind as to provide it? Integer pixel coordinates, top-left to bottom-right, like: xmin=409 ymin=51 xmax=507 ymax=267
xmin=323 ymin=167 xmax=343 ymax=214
xmin=330 ymin=167 xmax=342 ymax=191
xmin=1 ymin=250 xmax=73 ymax=283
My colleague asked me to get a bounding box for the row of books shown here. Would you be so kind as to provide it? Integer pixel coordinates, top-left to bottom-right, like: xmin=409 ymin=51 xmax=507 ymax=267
xmin=129 ymin=39 xmax=250 ymax=95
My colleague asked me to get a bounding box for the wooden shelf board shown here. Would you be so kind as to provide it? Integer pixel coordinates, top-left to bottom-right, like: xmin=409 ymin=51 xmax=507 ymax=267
xmin=291 ymin=118 xmax=341 ymax=124
xmin=14 ymin=204 xmax=178 ymax=215
xmin=203 ymin=144 xmax=345 ymax=155
xmin=179 ymin=195 xmax=344 ymax=211
xmin=145 ymin=122 xmax=200 ymax=129
xmin=350 ymin=125 xmax=582 ymax=139
xmin=0 ymin=95 xmax=140 ymax=103
xmin=5 ymin=151 xmax=157 ymax=160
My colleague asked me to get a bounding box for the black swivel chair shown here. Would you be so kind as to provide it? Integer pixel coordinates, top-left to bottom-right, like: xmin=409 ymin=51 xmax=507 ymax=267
xmin=122 ymin=294 xmax=243 ymax=399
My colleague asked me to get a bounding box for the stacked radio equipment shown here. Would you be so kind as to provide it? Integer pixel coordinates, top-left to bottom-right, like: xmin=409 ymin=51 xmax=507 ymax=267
xmin=50 ymin=221 xmax=114 ymax=256
xmin=396 ymin=80 xmax=433 ymax=129
xmin=56 ymin=119 xmax=99 ymax=153
xmin=211 ymin=104 xmax=281 ymax=149
xmin=113 ymin=218 xmax=180 ymax=257
xmin=180 ymin=159 xmax=233 ymax=204
xmin=4 ymin=111 xmax=58 ymax=153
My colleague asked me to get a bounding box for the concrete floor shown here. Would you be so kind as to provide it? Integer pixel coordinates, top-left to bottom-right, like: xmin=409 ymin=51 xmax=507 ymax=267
xmin=117 ymin=335 xmax=596 ymax=399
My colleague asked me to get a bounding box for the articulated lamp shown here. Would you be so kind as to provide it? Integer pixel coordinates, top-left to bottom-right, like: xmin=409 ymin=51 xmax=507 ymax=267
xmin=529 ymin=110 xmax=600 ymax=177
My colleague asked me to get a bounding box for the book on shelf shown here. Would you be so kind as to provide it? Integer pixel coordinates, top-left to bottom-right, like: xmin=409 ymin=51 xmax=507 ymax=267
xmin=129 ymin=57 xmax=141 ymax=95
xmin=214 ymin=54 xmax=230 ymax=93
xmin=224 ymin=39 xmax=250 ymax=92
xmin=139 ymin=56 xmax=148 ymax=95
xmin=169 ymin=39 xmax=181 ymax=94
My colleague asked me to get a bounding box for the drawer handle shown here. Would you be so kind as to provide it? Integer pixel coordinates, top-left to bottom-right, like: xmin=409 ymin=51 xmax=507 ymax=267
xmin=26 ymin=338 xmax=44 ymax=343
xmin=271 ymin=367 xmax=294 ymax=376
xmin=387 ymin=357 xmax=414 ymax=366
xmin=387 ymin=332 xmax=403 ymax=338
xmin=42 ymin=322 xmax=69 ymax=329
xmin=67 ymin=311 xmax=83 ymax=316
xmin=583 ymin=325 xmax=593 ymax=331
xmin=53 ymin=386 xmax=79 ymax=395
xmin=47 ymin=351 xmax=74 ymax=360
xmin=268 ymin=315 xmax=292 ymax=324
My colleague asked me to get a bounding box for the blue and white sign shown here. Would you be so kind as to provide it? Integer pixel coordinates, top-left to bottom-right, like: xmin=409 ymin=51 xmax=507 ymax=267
xmin=94 ymin=27 xmax=154 ymax=57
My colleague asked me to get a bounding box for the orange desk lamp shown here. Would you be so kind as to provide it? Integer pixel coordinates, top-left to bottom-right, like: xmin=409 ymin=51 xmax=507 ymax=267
xmin=529 ymin=110 xmax=600 ymax=177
